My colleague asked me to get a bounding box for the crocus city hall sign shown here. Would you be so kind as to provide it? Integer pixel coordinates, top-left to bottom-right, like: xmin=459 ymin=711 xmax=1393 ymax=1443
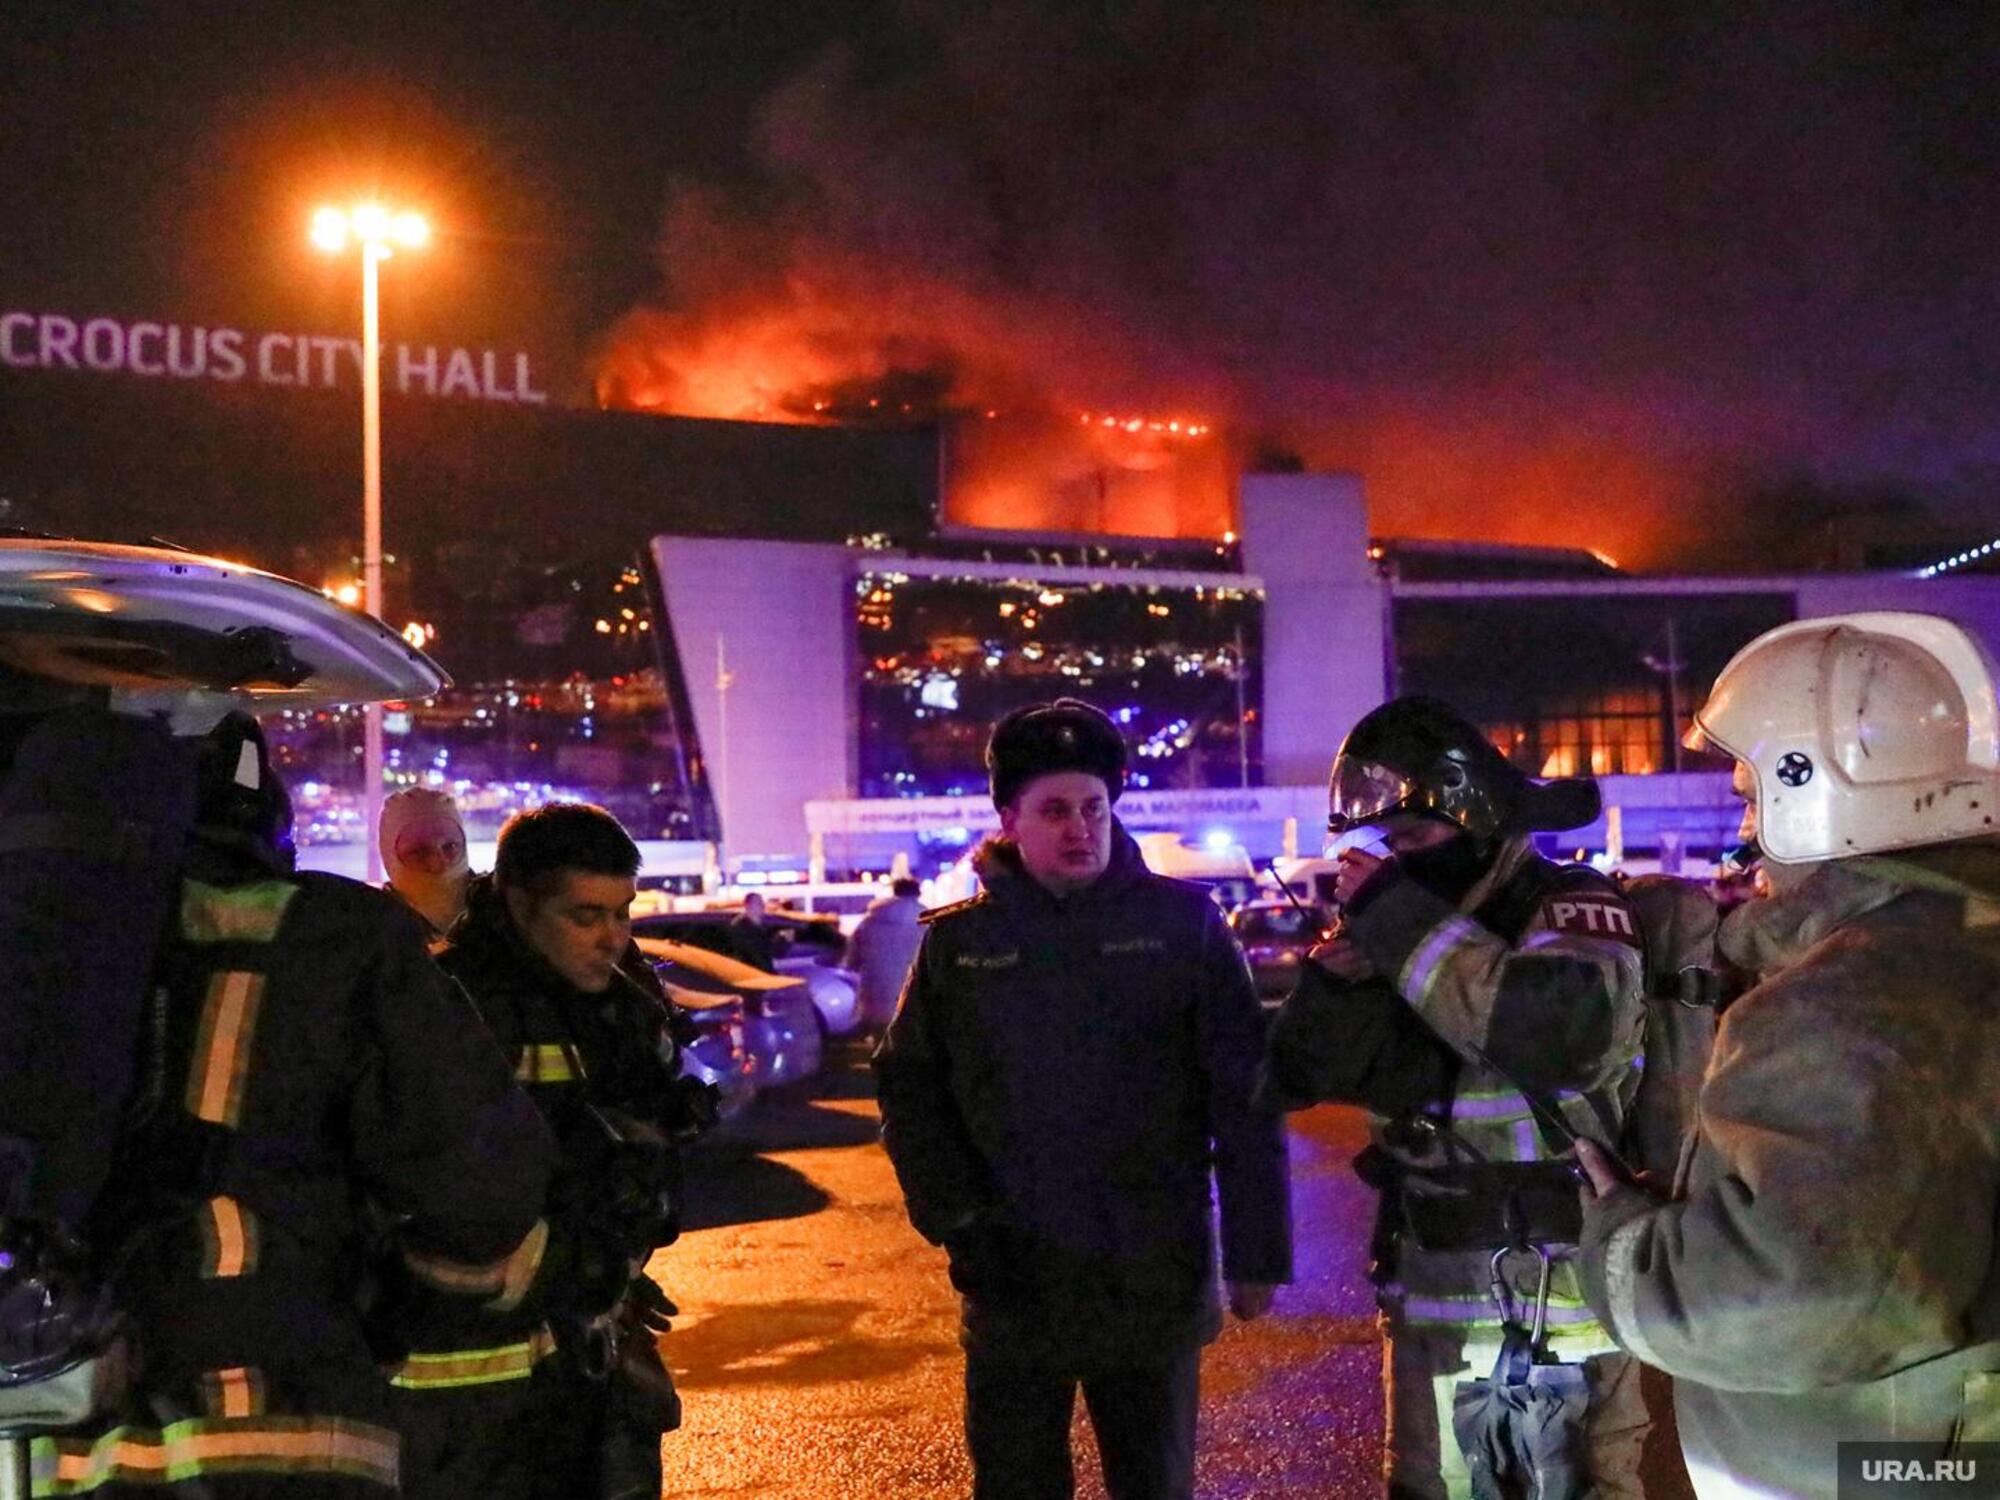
xmin=0 ymin=311 xmax=547 ymax=404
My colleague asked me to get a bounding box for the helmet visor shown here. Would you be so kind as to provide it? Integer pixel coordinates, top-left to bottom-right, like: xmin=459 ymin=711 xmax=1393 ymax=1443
xmin=1327 ymin=758 xmax=1417 ymax=832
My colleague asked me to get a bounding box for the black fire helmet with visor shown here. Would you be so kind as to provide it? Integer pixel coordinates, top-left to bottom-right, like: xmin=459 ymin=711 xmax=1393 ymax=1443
xmin=1328 ymin=696 xmax=1600 ymax=848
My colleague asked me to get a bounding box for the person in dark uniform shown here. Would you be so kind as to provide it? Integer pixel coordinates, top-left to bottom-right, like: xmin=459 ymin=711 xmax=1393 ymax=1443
xmin=876 ymin=699 xmax=1292 ymax=1500
xmin=27 ymin=712 xmax=557 ymax=1500
xmin=392 ymin=802 xmax=708 ymax=1500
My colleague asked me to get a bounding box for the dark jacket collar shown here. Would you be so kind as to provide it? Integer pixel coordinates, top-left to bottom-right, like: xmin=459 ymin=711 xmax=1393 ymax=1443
xmin=446 ymin=873 xmax=667 ymax=1013
xmin=971 ymin=819 xmax=1150 ymax=913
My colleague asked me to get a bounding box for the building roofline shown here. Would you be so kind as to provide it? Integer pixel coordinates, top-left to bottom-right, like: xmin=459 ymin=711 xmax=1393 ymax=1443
xmin=858 ymin=553 xmax=1265 ymax=593
xmin=1387 ymin=572 xmax=1932 ymax=599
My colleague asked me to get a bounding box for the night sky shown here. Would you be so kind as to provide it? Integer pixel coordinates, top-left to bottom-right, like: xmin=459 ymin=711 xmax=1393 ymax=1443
xmin=7 ymin=0 xmax=2000 ymax=569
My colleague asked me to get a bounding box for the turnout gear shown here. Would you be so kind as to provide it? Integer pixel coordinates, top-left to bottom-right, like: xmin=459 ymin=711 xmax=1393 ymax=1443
xmin=1328 ymin=697 xmax=1600 ymax=848
xmin=0 ymin=542 xmax=552 ymax=1500
xmin=22 ymin=846 xmax=555 ymax=1500
xmin=391 ymin=875 xmax=707 ymax=1500
xmin=985 ymin=698 xmax=1128 ymax=808
xmin=1582 ymin=846 xmax=2000 ymax=1498
xmin=1687 ymin=612 xmax=2000 ymax=863
xmin=1264 ymin=819 xmax=1651 ymax=1498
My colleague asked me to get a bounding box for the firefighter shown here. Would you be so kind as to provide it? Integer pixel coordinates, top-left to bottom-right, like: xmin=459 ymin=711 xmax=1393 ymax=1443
xmin=390 ymin=802 xmax=710 ymax=1500
xmin=1578 ymin=613 xmax=2000 ymax=1498
xmin=1261 ymin=696 xmax=1652 ymax=1499
xmin=22 ymin=710 xmax=558 ymax=1499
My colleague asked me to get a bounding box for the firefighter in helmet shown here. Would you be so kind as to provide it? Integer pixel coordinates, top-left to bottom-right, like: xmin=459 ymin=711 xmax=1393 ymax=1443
xmin=1578 ymin=613 xmax=2000 ymax=1497
xmin=1263 ymin=696 xmax=1653 ymax=1498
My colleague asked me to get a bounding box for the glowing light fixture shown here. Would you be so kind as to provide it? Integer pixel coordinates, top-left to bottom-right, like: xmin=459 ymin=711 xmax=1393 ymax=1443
xmin=310 ymin=198 xmax=430 ymax=884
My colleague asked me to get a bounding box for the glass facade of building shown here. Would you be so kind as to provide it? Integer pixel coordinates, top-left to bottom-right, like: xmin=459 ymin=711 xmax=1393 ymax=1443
xmin=854 ymin=570 xmax=1263 ymax=799
xmin=1391 ymin=592 xmax=1797 ymax=778
xmin=265 ymin=546 xmax=703 ymax=850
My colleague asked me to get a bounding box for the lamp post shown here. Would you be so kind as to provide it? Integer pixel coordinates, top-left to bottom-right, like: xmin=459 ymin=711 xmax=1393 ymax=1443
xmin=311 ymin=203 xmax=428 ymax=884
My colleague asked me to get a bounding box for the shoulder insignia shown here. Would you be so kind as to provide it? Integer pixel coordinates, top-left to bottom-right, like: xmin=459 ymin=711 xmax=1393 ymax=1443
xmin=920 ymin=894 xmax=987 ymax=926
xmin=1539 ymin=888 xmax=1643 ymax=946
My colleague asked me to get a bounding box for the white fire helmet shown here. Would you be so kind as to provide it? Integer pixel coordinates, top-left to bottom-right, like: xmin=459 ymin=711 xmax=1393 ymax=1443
xmin=1686 ymin=612 xmax=2000 ymax=864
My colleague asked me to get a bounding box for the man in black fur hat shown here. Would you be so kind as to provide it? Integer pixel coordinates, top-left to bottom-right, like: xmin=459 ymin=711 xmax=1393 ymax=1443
xmin=875 ymin=699 xmax=1292 ymax=1500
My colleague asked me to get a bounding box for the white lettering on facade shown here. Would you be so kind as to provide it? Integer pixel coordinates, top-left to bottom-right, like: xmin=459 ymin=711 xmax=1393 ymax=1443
xmin=0 ymin=313 xmax=35 ymax=367
xmin=515 ymin=352 xmax=547 ymax=405
xmin=209 ymin=328 xmax=246 ymax=381
xmin=39 ymin=316 xmax=78 ymax=369
xmin=480 ymin=350 xmax=514 ymax=403
xmin=399 ymin=344 xmax=438 ymax=395
xmin=0 ymin=311 xmax=543 ymax=404
xmin=311 ymin=336 xmax=345 ymax=387
xmin=81 ymin=318 xmax=124 ymax=371
xmin=166 ymin=325 xmax=206 ymax=378
xmin=440 ymin=348 xmax=480 ymax=399
xmin=127 ymin=322 xmax=165 ymax=376
xmin=257 ymin=332 xmax=293 ymax=386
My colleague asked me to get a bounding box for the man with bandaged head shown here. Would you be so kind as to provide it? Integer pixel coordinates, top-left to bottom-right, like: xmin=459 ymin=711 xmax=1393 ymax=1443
xmin=1262 ymin=696 xmax=1652 ymax=1499
xmin=380 ymin=787 xmax=472 ymax=943
xmin=876 ymin=698 xmax=1291 ymax=1500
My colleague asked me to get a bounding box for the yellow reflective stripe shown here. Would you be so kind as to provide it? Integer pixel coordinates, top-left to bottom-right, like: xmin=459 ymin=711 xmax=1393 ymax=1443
xmin=386 ymin=1326 xmax=559 ymax=1390
xmin=490 ymin=1218 xmax=550 ymax=1312
xmin=402 ymin=1217 xmax=549 ymax=1303
xmin=513 ymin=1044 xmax=583 ymax=1084
xmin=187 ymin=971 xmax=264 ymax=1127
xmin=31 ymin=1416 xmax=398 ymax=1494
xmin=199 ymin=1367 xmax=265 ymax=1420
xmin=179 ymin=880 xmax=298 ymax=945
xmin=198 ymin=1197 xmax=259 ymax=1279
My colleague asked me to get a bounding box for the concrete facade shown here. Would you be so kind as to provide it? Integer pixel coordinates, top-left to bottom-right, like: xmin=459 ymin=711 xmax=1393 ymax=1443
xmin=653 ymin=536 xmax=853 ymax=868
xmin=1238 ymin=473 xmax=1387 ymax=787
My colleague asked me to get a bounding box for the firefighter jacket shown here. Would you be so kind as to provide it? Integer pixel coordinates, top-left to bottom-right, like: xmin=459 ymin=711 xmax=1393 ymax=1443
xmin=389 ymin=876 xmax=698 ymax=1395
xmin=1580 ymin=844 xmax=2000 ymax=1499
xmin=34 ymin=849 xmax=556 ymax=1498
xmin=1263 ymin=836 xmax=1647 ymax=1357
xmin=874 ymin=825 xmax=1292 ymax=1369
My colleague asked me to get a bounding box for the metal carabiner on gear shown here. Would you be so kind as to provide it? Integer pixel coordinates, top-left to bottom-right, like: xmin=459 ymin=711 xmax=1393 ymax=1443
xmin=1488 ymin=1242 xmax=1552 ymax=1351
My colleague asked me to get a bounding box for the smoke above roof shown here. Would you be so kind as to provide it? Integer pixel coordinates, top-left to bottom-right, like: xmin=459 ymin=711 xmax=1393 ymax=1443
xmin=595 ymin=1 xmax=2000 ymax=568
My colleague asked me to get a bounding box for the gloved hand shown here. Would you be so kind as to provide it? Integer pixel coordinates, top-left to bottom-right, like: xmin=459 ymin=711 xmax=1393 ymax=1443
xmin=625 ymin=1273 xmax=678 ymax=1336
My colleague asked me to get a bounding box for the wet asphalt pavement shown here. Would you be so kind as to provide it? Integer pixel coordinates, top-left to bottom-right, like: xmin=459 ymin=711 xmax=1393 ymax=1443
xmin=645 ymin=1047 xmax=1386 ymax=1497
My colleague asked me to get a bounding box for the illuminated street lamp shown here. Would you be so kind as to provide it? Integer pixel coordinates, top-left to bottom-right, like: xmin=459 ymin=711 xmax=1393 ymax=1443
xmin=312 ymin=201 xmax=428 ymax=883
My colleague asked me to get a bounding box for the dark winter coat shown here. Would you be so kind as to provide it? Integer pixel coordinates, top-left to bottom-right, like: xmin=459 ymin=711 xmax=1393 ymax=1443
xmin=874 ymin=824 xmax=1291 ymax=1368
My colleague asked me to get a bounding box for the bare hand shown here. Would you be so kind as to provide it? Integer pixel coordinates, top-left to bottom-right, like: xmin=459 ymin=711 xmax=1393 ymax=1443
xmin=1307 ymin=936 xmax=1376 ymax=982
xmin=1575 ymin=1138 xmax=1669 ymax=1208
xmin=1574 ymin=1138 xmax=1624 ymax=1202
xmin=1333 ymin=850 xmax=1387 ymax=906
xmin=1227 ymin=1281 xmax=1276 ymax=1321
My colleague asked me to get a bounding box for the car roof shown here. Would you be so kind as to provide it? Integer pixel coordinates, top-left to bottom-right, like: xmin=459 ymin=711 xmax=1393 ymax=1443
xmin=0 ymin=538 xmax=445 ymax=707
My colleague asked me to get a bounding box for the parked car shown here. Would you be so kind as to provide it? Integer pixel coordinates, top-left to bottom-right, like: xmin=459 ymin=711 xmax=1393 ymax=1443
xmin=662 ymin=985 xmax=757 ymax=1125
xmin=632 ymin=909 xmax=864 ymax=1038
xmin=1228 ymin=898 xmax=1329 ymax=1003
xmin=638 ymin=937 xmax=824 ymax=1104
